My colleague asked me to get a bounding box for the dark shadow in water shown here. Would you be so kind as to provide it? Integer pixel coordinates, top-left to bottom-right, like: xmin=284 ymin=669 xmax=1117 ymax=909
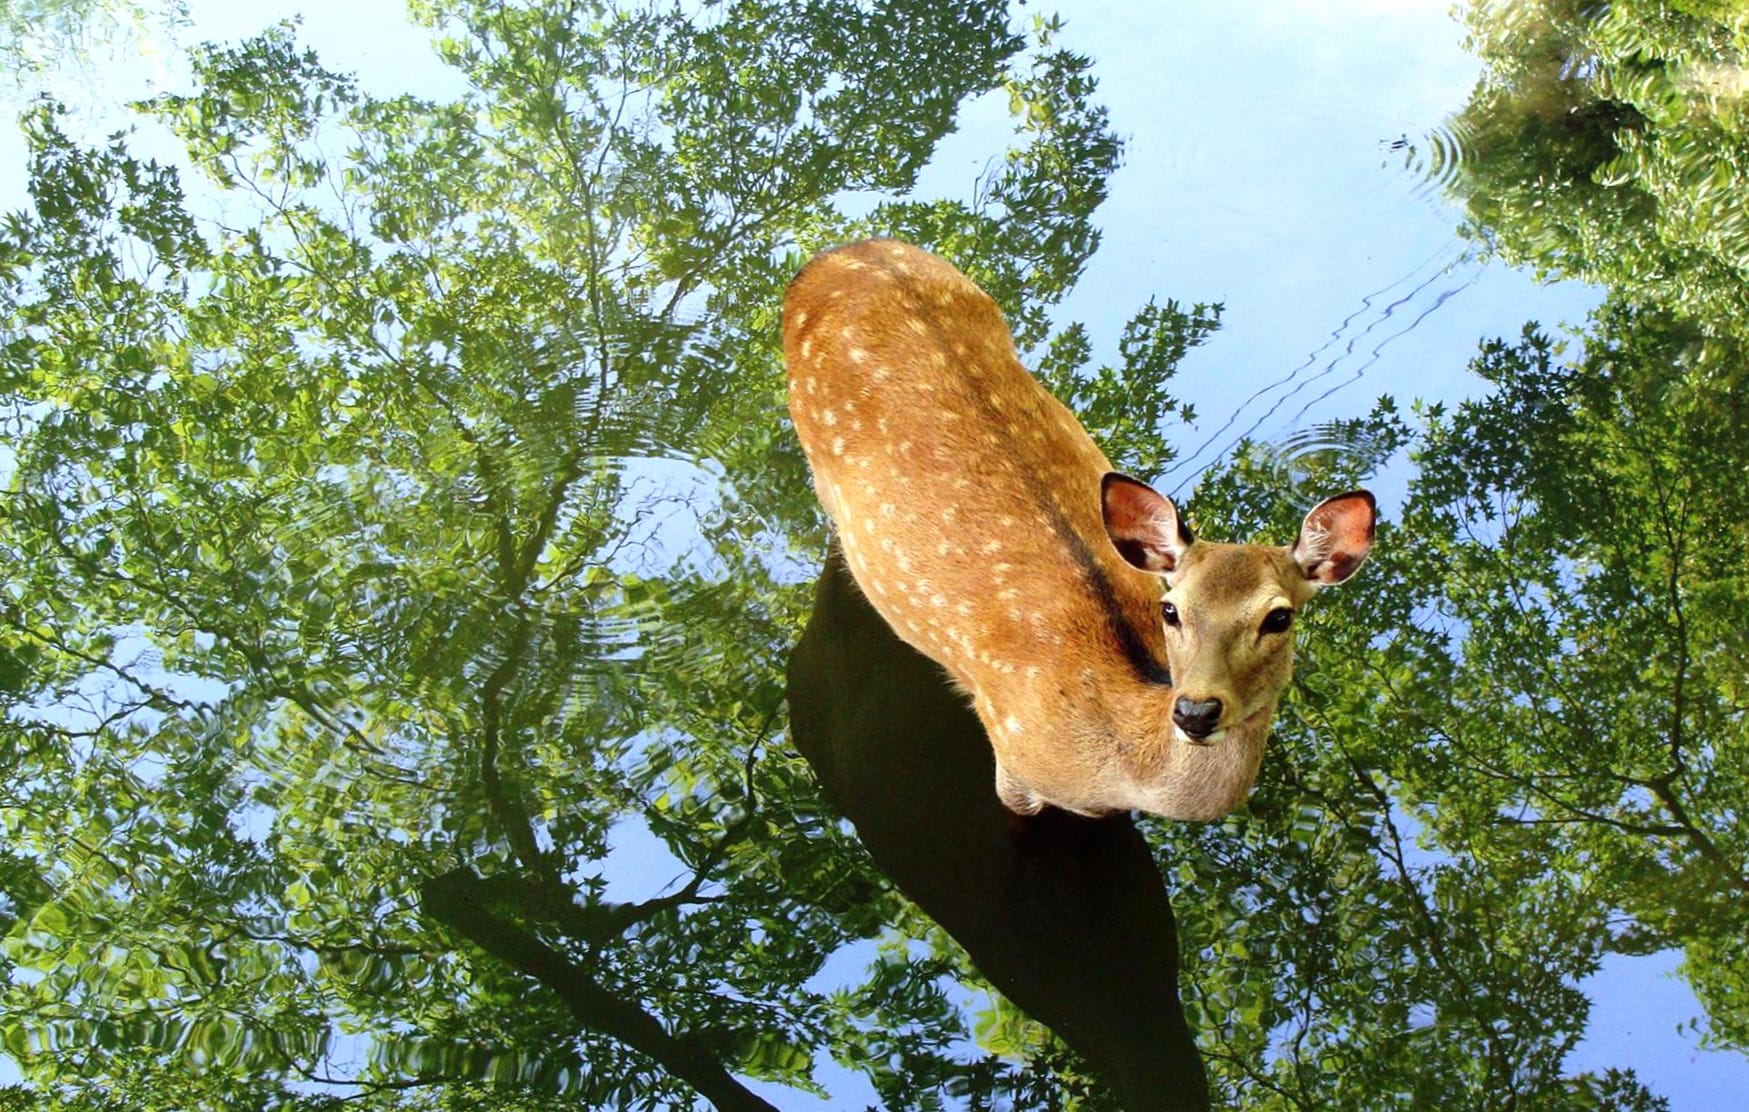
xmin=786 ymin=546 xmax=1210 ymax=1112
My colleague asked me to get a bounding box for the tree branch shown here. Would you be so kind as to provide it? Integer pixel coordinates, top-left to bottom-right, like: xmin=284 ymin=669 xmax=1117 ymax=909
xmin=420 ymin=866 xmax=779 ymax=1112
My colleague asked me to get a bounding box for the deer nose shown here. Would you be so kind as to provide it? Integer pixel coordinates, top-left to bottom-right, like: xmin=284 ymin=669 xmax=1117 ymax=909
xmin=1173 ymin=696 xmax=1223 ymax=739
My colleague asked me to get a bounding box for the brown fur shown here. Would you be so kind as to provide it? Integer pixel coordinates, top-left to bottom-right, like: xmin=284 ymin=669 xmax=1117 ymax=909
xmin=784 ymin=239 xmax=1373 ymax=818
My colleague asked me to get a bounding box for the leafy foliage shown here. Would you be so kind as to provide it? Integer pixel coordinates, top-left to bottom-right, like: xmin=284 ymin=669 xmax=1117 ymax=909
xmin=0 ymin=2 xmax=1138 ymax=1105
xmin=4 ymin=0 xmax=1745 ymax=1107
xmin=1396 ymin=0 xmax=1749 ymax=1067
xmin=1453 ymin=0 xmax=1749 ymax=340
xmin=0 ymin=0 xmax=186 ymax=78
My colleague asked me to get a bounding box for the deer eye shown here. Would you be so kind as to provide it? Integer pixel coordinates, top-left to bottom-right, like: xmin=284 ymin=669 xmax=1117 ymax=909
xmin=1261 ymin=607 xmax=1294 ymax=635
xmin=1162 ymin=601 xmax=1181 ymax=628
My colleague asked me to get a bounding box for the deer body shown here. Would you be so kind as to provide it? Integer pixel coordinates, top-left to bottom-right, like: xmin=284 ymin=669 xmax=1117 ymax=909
xmin=784 ymin=240 xmax=1374 ymax=819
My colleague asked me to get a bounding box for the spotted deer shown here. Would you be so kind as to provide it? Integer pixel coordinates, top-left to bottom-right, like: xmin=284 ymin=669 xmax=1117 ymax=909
xmin=784 ymin=240 xmax=1375 ymax=819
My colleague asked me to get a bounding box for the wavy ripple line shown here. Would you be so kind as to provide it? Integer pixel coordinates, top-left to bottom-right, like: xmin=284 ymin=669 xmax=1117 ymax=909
xmin=1284 ymin=272 xmax=1480 ymax=427
xmin=1164 ymin=247 xmax=1474 ymax=487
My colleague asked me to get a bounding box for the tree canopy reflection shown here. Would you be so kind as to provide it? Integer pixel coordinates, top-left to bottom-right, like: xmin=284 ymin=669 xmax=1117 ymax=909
xmin=1424 ymin=0 xmax=1749 ymax=1069
xmin=0 ymin=0 xmax=1745 ymax=1108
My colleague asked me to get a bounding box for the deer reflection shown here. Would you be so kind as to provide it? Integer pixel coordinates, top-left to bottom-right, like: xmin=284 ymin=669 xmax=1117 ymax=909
xmin=786 ymin=547 xmax=1210 ymax=1112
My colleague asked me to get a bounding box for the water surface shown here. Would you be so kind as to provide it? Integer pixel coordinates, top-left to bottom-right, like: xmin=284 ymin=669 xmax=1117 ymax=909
xmin=2 ymin=1 xmax=1746 ymax=1108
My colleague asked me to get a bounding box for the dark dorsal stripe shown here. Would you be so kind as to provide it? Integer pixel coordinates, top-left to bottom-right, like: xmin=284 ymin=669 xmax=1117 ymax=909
xmin=1041 ymin=496 xmax=1172 ymax=687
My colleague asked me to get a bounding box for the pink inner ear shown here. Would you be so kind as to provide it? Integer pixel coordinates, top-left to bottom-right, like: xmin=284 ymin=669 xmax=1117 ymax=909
xmin=1321 ymin=550 xmax=1363 ymax=582
xmin=1101 ymin=473 xmax=1187 ymax=574
xmin=1297 ymin=491 xmax=1376 ymax=585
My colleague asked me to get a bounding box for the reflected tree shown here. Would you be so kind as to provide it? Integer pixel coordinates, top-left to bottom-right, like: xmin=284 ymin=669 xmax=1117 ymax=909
xmin=1122 ymin=414 xmax=1666 ymax=1110
xmin=1453 ymin=0 xmax=1749 ymax=338
xmin=1420 ymin=0 xmax=1749 ymax=1072
xmin=0 ymin=1 xmax=1137 ymax=1105
xmin=2 ymin=0 xmax=1734 ymax=1107
xmin=1380 ymin=313 xmax=1749 ymax=1057
xmin=0 ymin=0 xmax=185 ymax=78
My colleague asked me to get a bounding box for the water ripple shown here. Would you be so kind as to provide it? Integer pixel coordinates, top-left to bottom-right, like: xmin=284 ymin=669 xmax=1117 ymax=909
xmin=1393 ymin=117 xmax=1479 ymax=212
xmin=1164 ymin=246 xmax=1474 ymax=484
xmin=1251 ymin=420 xmax=1401 ymax=491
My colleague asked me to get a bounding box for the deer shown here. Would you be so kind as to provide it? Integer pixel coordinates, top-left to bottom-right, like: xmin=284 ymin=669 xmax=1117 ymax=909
xmin=783 ymin=239 xmax=1375 ymax=820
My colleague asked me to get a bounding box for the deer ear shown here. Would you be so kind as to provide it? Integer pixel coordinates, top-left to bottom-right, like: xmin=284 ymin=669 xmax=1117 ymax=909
xmin=1291 ymin=490 xmax=1376 ymax=587
xmin=1102 ymin=473 xmax=1193 ymax=575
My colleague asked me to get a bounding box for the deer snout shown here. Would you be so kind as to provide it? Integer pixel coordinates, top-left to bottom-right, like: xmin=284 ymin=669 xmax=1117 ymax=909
xmin=1172 ymin=696 xmax=1224 ymax=741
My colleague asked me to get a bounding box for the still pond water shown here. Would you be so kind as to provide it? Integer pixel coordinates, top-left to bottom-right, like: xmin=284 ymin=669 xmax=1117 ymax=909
xmin=2 ymin=0 xmax=1747 ymax=1108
